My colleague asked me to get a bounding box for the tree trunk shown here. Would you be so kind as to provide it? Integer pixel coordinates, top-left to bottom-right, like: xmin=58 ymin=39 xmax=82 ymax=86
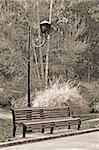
xmin=88 ymin=62 xmax=91 ymax=83
xmin=33 ymin=46 xmax=41 ymax=85
xmin=88 ymin=72 xmax=91 ymax=83
xmin=45 ymin=34 xmax=50 ymax=87
xmin=37 ymin=0 xmax=44 ymax=83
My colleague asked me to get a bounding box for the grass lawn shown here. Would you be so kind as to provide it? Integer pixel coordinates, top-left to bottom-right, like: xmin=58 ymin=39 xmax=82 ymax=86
xmin=0 ymin=108 xmax=12 ymax=141
xmin=0 ymin=118 xmax=12 ymax=141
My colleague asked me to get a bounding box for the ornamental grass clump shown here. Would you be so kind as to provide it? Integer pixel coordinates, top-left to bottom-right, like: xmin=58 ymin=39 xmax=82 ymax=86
xmin=32 ymin=79 xmax=88 ymax=114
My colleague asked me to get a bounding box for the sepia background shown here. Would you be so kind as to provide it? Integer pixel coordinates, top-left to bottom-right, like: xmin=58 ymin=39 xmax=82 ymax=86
xmin=0 ymin=0 xmax=99 ymax=141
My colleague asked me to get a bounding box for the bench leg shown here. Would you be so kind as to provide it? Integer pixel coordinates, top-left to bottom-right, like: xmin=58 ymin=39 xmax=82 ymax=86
xmin=42 ymin=128 xmax=45 ymax=133
xmin=13 ymin=125 xmax=16 ymax=137
xmin=50 ymin=127 xmax=53 ymax=134
xmin=23 ymin=125 xmax=27 ymax=138
xmin=68 ymin=123 xmax=71 ymax=129
xmin=78 ymin=119 xmax=81 ymax=130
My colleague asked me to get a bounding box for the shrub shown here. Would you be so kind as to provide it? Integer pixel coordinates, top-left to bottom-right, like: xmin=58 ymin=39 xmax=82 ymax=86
xmin=32 ymin=79 xmax=88 ymax=115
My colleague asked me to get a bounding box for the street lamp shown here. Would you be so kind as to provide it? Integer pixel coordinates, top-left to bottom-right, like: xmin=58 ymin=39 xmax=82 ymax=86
xmin=28 ymin=20 xmax=51 ymax=107
xmin=40 ymin=20 xmax=51 ymax=34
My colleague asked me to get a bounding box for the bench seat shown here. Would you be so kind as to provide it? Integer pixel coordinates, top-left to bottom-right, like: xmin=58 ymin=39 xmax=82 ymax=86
xmin=23 ymin=117 xmax=80 ymax=126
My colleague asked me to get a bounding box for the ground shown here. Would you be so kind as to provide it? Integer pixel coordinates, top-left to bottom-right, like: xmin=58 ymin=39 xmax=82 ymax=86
xmin=0 ymin=132 xmax=99 ymax=150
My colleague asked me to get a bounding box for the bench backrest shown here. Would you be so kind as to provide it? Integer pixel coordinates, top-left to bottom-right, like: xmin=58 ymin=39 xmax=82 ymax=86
xmin=12 ymin=108 xmax=43 ymax=122
xmin=11 ymin=106 xmax=70 ymax=123
xmin=43 ymin=107 xmax=70 ymax=119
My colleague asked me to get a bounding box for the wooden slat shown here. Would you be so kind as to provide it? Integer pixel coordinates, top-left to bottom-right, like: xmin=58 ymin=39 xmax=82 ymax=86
xmin=23 ymin=117 xmax=78 ymax=125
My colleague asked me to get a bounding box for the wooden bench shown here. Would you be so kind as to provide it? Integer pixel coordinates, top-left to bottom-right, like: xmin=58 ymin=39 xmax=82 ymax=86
xmin=11 ymin=106 xmax=81 ymax=138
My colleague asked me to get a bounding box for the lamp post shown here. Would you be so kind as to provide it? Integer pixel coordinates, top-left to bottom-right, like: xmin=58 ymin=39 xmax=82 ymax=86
xmin=28 ymin=25 xmax=31 ymax=107
xmin=27 ymin=21 xmax=51 ymax=107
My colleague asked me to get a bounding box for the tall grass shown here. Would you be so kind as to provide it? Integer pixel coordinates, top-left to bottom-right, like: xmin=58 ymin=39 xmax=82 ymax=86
xmin=32 ymin=79 xmax=88 ymax=114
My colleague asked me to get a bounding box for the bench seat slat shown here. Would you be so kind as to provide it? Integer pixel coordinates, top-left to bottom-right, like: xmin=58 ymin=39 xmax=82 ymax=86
xmin=23 ymin=117 xmax=80 ymax=126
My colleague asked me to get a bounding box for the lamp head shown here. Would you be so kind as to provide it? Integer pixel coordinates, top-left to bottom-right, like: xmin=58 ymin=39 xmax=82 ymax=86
xmin=40 ymin=20 xmax=51 ymax=34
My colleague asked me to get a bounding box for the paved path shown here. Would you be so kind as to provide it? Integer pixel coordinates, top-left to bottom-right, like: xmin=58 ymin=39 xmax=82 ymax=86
xmin=1 ymin=132 xmax=99 ymax=150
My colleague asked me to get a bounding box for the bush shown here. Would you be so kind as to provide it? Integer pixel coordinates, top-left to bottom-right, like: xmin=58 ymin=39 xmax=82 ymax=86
xmin=0 ymin=99 xmax=11 ymax=108
xmin=32 ymin=79 xmax=89 ymax=115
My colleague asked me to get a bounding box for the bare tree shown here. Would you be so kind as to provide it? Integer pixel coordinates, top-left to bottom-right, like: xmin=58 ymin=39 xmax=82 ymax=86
xmin=37 ymin=0 xmax=44 ymax=83
xmin=56 ymin=12 xmax=89 ymax=79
